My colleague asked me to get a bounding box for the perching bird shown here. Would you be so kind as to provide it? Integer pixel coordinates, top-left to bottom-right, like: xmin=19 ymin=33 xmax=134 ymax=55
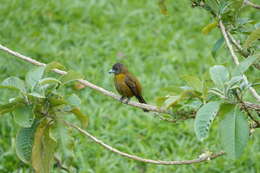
xmin=109 ymin=63 xmax=148 ymax=112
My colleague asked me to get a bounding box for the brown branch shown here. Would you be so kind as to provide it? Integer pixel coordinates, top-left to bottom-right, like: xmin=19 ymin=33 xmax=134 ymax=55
xmin=0 ymin=44 xmax=168 ymax=114
xmin=245 ymin=102 xmax=260 ymax=112
xmin=218 ymin=20 xmax=260 ymax=102
xmin=244 ymin=0 xmax=260 ymax=9
xmin=1 ymin=44 xmax=259 ymax=114
xmin=64 ymin=121 xmax=225 ymax=165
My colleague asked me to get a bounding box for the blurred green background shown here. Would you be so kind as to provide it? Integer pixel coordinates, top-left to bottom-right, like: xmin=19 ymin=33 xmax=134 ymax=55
xmin=0 ymin=0 xmax=259 ymax=172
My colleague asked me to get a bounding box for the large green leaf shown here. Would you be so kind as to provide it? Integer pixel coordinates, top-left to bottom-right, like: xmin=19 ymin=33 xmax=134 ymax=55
xmin=243 ymin=28 xmax=260 ymax=48
xmin=13 ymin=104 xmax=35 ymax=127
xmin=32 ymin=119 xmax=57 ymax=173
xmin=183 ymin=75 xmax=203 ymax=92
xmin=194 ymin=101 xmax=221 ymax=141
xmin=232 ymin=55 xmax=259 ymax=76
xmin=0 ymin=76 xmax=26 ymax=93
xmin=209 ymin=65 xmax=230 ymax=87
xmin=60 ymin=71 xmax=84 ymax=84
xmin=26 ymin=67 xmax=45 ymax=91
xmin=219 ymin=106 xmax=249 ymax=159
xmin=16 ymin=121 xmax=39 ymax=164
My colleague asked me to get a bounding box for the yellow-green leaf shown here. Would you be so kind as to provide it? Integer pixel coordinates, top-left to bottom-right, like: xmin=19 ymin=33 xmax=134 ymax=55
xmin=32 ymin=119 xmax=57 ymax=173
xmin=158 ymin=0 xmax=168 ymax=16
xmin=71 ymin=108 xmax=89 ymax=128
xmin=202 ymin=22 xmax=217 ymax=35
xmin=45 ymin=61 xmax=66 ymax=72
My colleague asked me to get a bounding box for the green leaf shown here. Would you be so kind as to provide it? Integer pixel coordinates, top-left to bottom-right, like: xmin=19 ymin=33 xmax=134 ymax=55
xmin=0 ymin=77 xmax=26 ymax=93
xmin=60 ymin=71 xmax=84 ymax=84
xmin=0 ymin=98 xmax=24 ymax=115
xmin=212 ymin=37 xmax=224 ymax=58
xmin=183 ymin=75 xmax=203 ymax=92
xmin=202 ymin=22 xmax=217 ymax=35
xmin=16 ymin=120 xmax=39 ymax=164
xmin=219 ymin=106 xmax=249 ymax=159
xmin=209 ymin=65 xmax=230 ymax=87
xmin=32 ymin=119 xmax=57 ymax=173
xmin=67 ymin=94 xmax=81 ymax=107
xmin=45 ymin=61 xmax=65 ymax=72
xmin=232 ymin=55 xmax=259 ymax=76
xmin=243 ymin=28 xmax=260 ymax=48
xmin=26 ymin=67 xmax=45 ymax=91
xmin=13 ymin=104 xmax=35 ymax=127
xmin=39 ymin=77 xmax=61 ymax=86
xmin=194 ymin=101 xmax=221 ymax=141
xmin=71 ymin=108 xmax=88 ymax=128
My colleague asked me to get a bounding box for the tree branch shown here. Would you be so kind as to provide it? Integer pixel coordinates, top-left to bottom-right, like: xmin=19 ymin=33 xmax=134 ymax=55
xmin=244 ymin=0 xmax=260 ymax=9
xmin=0 ymin=44 xmax=168 ymax=114
xmin=218 ymin=20 xmax=260 ymax=102
xmin=64 ymin=121 xmax=225 ymax=165
xmin=1 ymin=44 xmax=259 ymax=114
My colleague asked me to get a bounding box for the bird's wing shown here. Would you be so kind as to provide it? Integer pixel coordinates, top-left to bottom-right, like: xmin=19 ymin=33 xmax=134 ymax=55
xmin=125 ymin=75 xmax=139 ymax=97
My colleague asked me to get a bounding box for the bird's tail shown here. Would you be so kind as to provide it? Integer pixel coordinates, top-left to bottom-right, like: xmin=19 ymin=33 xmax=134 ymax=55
xmin=136 ymin=95 xmax=149 ymax=112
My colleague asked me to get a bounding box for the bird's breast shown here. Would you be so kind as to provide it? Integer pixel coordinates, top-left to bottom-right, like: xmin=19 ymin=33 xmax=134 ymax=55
xmin=114 ymin=74 xmax=133 ymax=97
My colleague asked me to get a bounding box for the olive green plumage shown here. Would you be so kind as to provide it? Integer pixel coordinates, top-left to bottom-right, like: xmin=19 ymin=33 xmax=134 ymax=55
xmin=109 ymin=63 xmax=148 ymax=112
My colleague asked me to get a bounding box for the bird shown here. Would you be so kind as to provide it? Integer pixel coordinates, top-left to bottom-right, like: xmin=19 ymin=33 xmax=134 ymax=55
xmin=109 ymin=63 xmax=148 ymax=112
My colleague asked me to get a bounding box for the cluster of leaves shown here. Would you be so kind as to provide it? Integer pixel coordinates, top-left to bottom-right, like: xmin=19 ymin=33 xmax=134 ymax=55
xmin=159 ymin=55 xmax=259 ymax=159
xmin=0 ymin=62 xmax=88 ymax=173
xmin=191 ymin=0 xmax=260 ymax=59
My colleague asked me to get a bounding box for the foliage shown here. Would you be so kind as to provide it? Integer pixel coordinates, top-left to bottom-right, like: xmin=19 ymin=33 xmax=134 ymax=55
xmin=0 ymin=65 xmax=88 ymax=173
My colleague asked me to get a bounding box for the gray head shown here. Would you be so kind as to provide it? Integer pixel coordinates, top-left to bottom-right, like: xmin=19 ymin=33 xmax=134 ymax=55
xmin=109 ymin=63 xmax=127 ymax=75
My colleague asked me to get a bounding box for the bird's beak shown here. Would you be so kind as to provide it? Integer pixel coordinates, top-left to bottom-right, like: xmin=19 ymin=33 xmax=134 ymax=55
xmin=109 ymin=69 xmax=115 ymax=74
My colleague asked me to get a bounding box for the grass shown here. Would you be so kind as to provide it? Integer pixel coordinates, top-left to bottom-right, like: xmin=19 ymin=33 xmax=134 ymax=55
xmin=0 ymin=0 xmax=259 ymax=172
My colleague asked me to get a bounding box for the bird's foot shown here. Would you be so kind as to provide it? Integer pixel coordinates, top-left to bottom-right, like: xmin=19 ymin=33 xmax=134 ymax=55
xmin=120 ymin=96 xmax=126 ymax=103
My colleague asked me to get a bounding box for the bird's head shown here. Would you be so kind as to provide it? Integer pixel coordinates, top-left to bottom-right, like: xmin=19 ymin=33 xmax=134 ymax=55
xmin=109 ymin=63 xmax=128 ymax=75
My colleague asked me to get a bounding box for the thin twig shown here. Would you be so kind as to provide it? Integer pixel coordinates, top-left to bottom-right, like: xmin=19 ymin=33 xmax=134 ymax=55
xmin=54 ymin=156 xmax=70 ymax=173
xmin=227 ymin=32 xmax=250 ymax=57
xmin=244 ymin=0 xmax=260 ymax=9
xmin=0 ymin=44 xmax=168 ymax=114
xmin=64 ymin=121 xmax=225 ymax=165
xmin=218 ymin=20 xmax=260 ymax=102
